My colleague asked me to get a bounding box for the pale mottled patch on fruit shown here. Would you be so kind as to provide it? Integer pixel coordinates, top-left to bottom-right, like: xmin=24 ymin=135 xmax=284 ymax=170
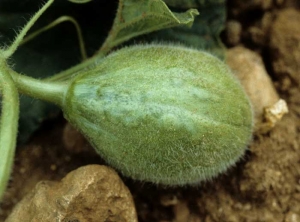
xmin=63 ymin=44 xmax=253 ymax=185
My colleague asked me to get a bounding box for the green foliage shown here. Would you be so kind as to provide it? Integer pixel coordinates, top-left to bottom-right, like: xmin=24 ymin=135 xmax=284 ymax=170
xmin=63 ymin=44 xmax=253 ymax=185
xmin=99 ymin=0 xmax=199 ymax=54
xmin=149 ymin=0 xmax=226 ymax=59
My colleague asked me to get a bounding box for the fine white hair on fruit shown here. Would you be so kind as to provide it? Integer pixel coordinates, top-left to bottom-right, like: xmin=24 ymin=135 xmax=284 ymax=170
xmin=63 ymin=44 xmax=253 ymax=186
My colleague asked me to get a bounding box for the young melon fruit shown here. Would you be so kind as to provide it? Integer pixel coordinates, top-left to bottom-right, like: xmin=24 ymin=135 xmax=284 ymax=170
xmin=63 ymin=44 xmax=253 ymax=185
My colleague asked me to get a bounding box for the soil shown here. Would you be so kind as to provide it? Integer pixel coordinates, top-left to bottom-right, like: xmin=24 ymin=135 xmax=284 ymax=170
xmin=1 ymin=0 xmax=300 ymax=221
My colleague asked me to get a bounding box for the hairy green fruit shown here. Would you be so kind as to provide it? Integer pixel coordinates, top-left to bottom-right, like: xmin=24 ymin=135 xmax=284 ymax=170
xmin=63 ymin=44 xmax=253 ymax=185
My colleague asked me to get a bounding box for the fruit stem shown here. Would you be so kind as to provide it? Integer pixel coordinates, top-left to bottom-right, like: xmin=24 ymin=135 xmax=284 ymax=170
xmin=9 ymin=69 xmax=67 ymax=107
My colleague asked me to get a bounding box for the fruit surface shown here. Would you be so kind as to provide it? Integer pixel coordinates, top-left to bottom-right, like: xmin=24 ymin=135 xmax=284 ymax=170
xmin=63 ymin=44 xmax=253 ymax=185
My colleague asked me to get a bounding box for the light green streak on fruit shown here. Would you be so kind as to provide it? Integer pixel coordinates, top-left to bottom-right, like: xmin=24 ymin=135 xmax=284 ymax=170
xmin=63 ymin=44 xmax=253 ymax=185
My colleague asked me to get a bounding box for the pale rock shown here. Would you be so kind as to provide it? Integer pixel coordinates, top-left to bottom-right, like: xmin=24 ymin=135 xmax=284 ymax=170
xmin=262 ymin=99 xmax=288 ymax=133
xmin=6 ymin=165 xmax=137 ymax=222
xmin=226 ymin=46 xmax=284 ymax=133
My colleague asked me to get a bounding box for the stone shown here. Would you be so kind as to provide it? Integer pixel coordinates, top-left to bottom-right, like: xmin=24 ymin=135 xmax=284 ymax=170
xmin=262 ymin=99 xmax=288 ymax=133
xmin=6 ymin=165 xmax=138 ymax=222
xmin=226 ymin=46 xmax=284 ymax=133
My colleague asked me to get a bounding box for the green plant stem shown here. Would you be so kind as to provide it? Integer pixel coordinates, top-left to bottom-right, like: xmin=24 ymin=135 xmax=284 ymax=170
xmin=21 ymin=16 xmax=88 ymax=61
xmin=0 ymin=65 xmax=79 ymax=99
xmin=0 ymin=60 xmax=19 ymax=200
xmin=2 ymin=0 xmax=54 ymax=59
xmin=9 ymin=69 xmax=67 ymax=107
